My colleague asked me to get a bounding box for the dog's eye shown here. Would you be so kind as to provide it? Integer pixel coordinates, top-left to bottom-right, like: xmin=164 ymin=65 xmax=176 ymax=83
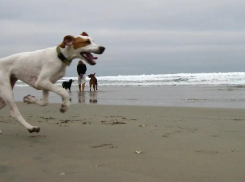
xmin=86 ymin=40 xmax=91 ymax=44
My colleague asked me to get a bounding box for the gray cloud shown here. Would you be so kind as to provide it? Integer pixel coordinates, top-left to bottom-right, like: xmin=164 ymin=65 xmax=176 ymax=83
xmin=0 ymin=0 xmax=245 ymax=76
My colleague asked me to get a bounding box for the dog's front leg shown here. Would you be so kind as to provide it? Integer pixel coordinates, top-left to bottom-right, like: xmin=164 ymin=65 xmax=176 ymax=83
xmin=36 ymin=80 xmax=70 ymax=113
xmin=24 ymin=90 xmax=49 ymax=106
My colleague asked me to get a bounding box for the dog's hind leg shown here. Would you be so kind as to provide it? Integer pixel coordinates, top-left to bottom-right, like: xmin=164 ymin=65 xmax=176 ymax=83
xmin=0 ymin=97 xmax=6 ymax=110
xmin=0 ymin=77 xmax=40 ymax=133
xmin=0 ymin=97 xmax=5 ymax=134
xmin=23 ymin=90 xmax=49 ymax=106
xmin=0 ymin=77 xmax=18 ymax=133
xmin=0 ymin=76 xmax=18 ymax=110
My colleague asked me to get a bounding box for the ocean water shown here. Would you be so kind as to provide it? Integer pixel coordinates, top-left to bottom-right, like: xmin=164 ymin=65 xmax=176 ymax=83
xmin=12 ymin=72 xmax=245 ymax=109
xmin=15 ymin=72 xmax=245 ymax=87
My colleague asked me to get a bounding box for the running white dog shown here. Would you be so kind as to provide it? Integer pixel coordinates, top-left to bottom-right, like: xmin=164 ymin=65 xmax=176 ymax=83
xmin=0 ymin=32 xmax=105 ymax=133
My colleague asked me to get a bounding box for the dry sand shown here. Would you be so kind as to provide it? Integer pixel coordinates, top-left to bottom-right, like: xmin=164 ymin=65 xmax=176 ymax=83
xmin=1 ymin=102 xmax=245 ymax=182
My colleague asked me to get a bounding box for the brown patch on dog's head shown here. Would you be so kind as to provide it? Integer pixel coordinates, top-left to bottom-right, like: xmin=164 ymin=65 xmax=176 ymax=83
xmin=72 ymin=37 xmax=91 ymax=49
xmin=60 ymin=35 xmax=75 ymax=48
xmin=60 ymin=33 xmax=90 ymax=49
xmin=81 ymin=32 xmax=89 ymax=36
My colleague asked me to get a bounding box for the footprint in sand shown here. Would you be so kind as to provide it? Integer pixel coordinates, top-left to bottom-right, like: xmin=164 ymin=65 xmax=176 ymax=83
xmin=195 ymin=150 xmax=218 ymax=154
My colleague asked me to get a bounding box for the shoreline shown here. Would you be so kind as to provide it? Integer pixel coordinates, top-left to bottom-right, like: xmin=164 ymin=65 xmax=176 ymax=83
xmin=1 ymin=103 xmax=245 ymax=182
xmin=12 ymin=85 xmax=245 ymax=109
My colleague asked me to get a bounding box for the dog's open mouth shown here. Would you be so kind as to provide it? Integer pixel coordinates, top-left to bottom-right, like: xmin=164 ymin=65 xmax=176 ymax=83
xmin=80 ymin=52 xmax=98 ymax=65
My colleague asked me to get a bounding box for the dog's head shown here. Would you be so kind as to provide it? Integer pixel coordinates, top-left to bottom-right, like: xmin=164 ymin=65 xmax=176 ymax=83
xmin=88 ymin=73 xmax=96 ymax=78
xmin=60 ymin=32 xmax=105 ymax=65
xmin=69 ymin=79 xmax=74 ymax=83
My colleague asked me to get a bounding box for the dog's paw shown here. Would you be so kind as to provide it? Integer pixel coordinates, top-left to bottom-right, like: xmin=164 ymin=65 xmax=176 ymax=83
xmin=23 ymin=95 xmax=36 ymax=104
xmin=28 ymin=126 xmax=40 ymax=133
xmin=60 ymin=104 xmax=67 ymax=113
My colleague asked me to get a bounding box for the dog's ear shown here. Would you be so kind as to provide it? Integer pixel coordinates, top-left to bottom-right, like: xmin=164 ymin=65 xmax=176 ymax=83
xmin=60 ymin=35 xmax=75 ymax=48
xmin=81 ymin=32 xmax=89 ymax=36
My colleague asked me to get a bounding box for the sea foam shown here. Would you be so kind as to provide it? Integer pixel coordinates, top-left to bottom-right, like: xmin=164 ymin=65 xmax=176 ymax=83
xmin=15 ymin=72 xmax=245 ymax=87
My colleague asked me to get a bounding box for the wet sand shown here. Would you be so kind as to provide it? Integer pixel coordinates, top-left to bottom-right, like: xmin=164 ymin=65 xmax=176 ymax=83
xmin=13 ymin=85 xmax=245 ymax=108
xmin=1 ymin=103 xmax=245 ymax=182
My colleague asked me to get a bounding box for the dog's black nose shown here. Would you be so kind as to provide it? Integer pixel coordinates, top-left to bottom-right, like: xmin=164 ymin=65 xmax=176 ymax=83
xmin=99 ymin=46 xmax=105 ymax=54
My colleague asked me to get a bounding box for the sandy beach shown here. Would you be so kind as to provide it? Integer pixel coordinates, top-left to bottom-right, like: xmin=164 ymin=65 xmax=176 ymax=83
xmin=1 ymin=102 xmax=245 ymax=182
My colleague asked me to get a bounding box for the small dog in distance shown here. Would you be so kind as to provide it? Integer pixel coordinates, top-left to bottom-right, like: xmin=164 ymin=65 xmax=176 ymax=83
xmin=62 ymin=79 xmax=74 ymax=91
xmin=88 ymin=73 xmax=98 ymax=91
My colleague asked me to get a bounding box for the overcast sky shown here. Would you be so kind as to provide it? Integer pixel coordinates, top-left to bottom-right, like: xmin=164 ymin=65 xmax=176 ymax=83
xmin=0 ymin=0 xmax=245 ymax=76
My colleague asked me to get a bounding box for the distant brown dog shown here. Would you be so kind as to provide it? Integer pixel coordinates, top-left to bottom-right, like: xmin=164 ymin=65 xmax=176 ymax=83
xmin=88 ymin=73 xmax=98 ymax=91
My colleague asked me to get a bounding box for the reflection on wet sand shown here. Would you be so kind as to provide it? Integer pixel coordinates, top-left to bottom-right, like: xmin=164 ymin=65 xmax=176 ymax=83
xmin=89 ymin=91 xmax=98 ymax=103
xmin=78 ymin=91 xmax=85 ymax=103
xmin=77 ymin=91 xmax=98 ymax=104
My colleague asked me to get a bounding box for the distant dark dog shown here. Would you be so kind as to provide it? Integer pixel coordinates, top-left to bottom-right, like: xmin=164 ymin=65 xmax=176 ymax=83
xmin=62 ymin=79 xmax=74 ymax=91
xmin=88 ymin=73 xmax=98 ymax=91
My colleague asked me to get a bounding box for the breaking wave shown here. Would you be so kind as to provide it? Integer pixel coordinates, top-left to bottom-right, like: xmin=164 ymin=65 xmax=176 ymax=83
xmin=15 ymin=72 xmax=245 ymax=87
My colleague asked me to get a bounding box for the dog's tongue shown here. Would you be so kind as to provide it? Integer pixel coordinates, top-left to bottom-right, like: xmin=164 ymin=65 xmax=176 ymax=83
xmin=87 ymin=53 xmax=98 ymax=60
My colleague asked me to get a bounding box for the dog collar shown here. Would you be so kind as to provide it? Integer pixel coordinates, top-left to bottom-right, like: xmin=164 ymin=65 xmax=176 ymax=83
xmin=56 ymin=46 xmax=72 ymax=66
